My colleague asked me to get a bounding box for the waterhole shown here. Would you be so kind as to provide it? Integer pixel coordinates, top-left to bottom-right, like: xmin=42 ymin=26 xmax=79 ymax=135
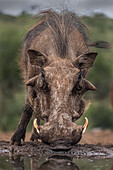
xmin=0 ymin=155 xmax=113 ymax=170
xmin=0 ymin=142 xmax=113 ymax=169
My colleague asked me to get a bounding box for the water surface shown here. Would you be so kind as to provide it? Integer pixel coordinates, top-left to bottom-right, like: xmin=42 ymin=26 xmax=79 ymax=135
xmin=0 ymin=155 xmax=113 ymax=170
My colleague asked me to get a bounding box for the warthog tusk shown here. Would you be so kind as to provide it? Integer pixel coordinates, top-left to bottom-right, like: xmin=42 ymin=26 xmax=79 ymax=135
xmin=83 ymin=117 xmax=88 ymax=133
xmin=38 ymin=139 xmax=42 ymax=143
xmin=33 ymin=118 xmax=40 ymax=134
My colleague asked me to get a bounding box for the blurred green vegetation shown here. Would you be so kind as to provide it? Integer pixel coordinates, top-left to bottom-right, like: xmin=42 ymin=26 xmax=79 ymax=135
xmin=0 ymin=12 xmax=113 ymax=131
xmin=0 ymin=12 xmax=38 ymax=131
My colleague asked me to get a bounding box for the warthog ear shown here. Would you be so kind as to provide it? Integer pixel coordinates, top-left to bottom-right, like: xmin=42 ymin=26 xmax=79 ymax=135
xmin=27 ymin=49 xmax=47 ymax=67
xmin=75 ymin=52 xmax=97 ymax=70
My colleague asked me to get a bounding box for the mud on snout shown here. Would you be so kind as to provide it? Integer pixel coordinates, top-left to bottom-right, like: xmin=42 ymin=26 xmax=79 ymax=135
xmin=33 ymin=117 xmax=88 ymax=150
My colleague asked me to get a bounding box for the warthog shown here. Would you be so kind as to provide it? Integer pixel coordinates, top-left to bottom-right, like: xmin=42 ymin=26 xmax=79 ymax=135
xmin=11 ymin=10 xmax=110 ymax=149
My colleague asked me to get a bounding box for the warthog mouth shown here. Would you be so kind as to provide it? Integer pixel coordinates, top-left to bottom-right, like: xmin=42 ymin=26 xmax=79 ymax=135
xmin=33 ymin=117 xmax=88 ymax=150
xmin=50 ymin=139 xmax=73 ymax=151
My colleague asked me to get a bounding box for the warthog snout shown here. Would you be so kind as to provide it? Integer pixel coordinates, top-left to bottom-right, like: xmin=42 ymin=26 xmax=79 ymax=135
xmin=39 ymin=120 xmax=83 ymax=146
xmin=34 ymin=116 xmax=88 ymax=149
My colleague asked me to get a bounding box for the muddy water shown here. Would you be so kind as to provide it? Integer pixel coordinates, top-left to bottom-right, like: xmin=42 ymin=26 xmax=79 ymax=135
xmin=0 ymin=141 xmax=113 ymax=169
xmin=0 ymin=155 xmax=113 ymax=170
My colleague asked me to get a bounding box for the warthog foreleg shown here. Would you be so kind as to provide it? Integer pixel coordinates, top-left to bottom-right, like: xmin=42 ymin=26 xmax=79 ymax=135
xmin=10 ymin=97 xmax=33 ymax=145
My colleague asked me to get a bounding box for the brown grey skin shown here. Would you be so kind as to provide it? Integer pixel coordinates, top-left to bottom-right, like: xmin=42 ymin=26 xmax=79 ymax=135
xmin=11 ymin=10 xmax=97 ymax=147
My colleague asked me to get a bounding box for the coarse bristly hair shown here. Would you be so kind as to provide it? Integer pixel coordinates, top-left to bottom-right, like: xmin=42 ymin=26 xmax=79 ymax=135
xmin=24 ymin=9 xmax=88 ymax=57
xmin=40 ymin=9 xmax=89 ymax=57
xmin=21 ymin=9 xmax=89 ymax=80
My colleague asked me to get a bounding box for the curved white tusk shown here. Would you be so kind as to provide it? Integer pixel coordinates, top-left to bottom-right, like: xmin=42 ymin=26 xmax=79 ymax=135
xmin=33 ymin=118 xmax=40 ymax=134
xmin=83 ymin=117 xmax=88 ymax=133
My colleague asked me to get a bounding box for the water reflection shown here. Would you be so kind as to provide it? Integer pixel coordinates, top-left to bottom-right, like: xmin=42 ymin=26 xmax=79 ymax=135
xmin=35 ymin=156 xmax=79 ymax=170
xmin=10 ymin=155 xmax=79 ymax=170
xmin=0 ymin=154 xmax=113 ymax=170
xmin=10 ymin=155 xmax=24 ymax=170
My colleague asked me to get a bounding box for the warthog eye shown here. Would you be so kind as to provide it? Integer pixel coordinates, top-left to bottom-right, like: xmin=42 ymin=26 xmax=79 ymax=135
xmin=40 ymin=70 xmax=49 ymax=92
xmin=41 ymin=70 xmax=45 ymax=81
xmin=78 ymin=72 xmax=82 ymax=81
xmin=32 ymin=90 xmax=37 ymax=98
xmin=72 ymin=72 xmax=83 ymax=94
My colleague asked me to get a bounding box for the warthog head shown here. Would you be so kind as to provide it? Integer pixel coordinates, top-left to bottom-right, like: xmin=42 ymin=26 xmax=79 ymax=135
xmin=26 ymin=49 xmax=97 ymax=149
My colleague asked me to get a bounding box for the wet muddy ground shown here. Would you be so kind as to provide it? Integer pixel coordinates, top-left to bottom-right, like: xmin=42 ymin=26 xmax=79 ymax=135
xmin=0 ymin=129 xmax=113 ymax=159
xmin=0 ymin=130 xmax=113 ymax=169
xmin=0 ymin=141 xmax=113 ymax=159
xmin=0 ymin=141 xmax=113 ymax=170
